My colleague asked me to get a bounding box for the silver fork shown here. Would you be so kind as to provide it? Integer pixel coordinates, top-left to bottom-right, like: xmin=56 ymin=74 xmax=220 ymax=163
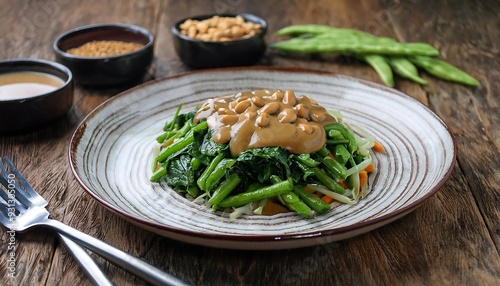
xmin=0 ymin=156 xmax=189 ymax=286
xmin=0 ymin=157 xmax=113 ymax=286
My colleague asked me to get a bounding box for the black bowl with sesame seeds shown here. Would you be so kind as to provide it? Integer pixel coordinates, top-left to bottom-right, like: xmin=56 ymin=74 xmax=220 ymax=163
xmin=53 ymin=23 xmax=154 ymax=86
xmin=171 ymin=13 xmax=267 ymax=69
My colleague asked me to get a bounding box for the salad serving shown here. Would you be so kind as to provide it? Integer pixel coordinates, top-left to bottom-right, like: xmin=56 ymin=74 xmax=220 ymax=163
xmin=150 ymin=89 xmax=382 ymax=219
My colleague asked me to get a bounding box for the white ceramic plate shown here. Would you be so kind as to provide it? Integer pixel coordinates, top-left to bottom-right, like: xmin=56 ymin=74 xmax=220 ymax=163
xmin=69 ymin=67 xmax=456 ymax=250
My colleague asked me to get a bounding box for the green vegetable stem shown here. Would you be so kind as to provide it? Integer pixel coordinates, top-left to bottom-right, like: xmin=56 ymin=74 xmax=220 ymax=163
xmin=218 ymin=177 xmax=294 ymax=208
xmin=270 ymin=176 xmax=313 ymax=218
xmin=292 ymin=186 xmax=331 ymax=214
xmin=197 ymin=152 xmax=225 ymax=191
xmin=208 ymin=173 xmax=242 ymax=207
xmin=204 ymin=158 xmax=236 ymax=192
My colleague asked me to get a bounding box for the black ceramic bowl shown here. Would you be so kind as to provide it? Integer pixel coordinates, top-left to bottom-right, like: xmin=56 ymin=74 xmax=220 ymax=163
xmin=0 ymin=59 xmax=73 ymax=135
xmin=53 ymin=23 xmax=154 ymax=86
xmin=171 ymin=13 xmax=267 ymax=69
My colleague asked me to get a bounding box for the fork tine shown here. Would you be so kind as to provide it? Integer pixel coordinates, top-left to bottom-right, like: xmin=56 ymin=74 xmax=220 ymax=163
xmin=0 ymin=180 xmax=27 ymax=214
xmin=0 ymin=156 xmax=47 ymax=207
xmin=0 ymin=168 xmax=34 ymax=209
xmin=0 ymin=196 xmax=17 ymax=227
xmin=2 ymin=156 xmax=41 ymax=199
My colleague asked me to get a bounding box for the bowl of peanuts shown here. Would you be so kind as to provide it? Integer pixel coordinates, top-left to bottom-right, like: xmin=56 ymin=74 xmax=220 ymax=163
xmin=53 ymin=23 xmax=154 ymax=86
xmin=171 ymin=13 xmax=267 ymax=68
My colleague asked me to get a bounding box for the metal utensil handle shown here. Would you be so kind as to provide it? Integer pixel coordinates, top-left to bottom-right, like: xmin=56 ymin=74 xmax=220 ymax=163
xmin=58 ymin=233 xmax=114 ymax=286
xmin=46 ymin=219 xmax=189 ymax=286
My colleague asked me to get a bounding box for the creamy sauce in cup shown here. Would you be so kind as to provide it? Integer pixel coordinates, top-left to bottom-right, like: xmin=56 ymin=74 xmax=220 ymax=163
xmin=0 ymin=72 xmax=65 ymax=101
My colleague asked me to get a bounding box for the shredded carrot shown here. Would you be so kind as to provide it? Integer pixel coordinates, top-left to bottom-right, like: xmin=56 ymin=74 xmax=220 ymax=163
xmin=373 ymin=141 xmax=384 ymax=153
xmin=311 ymin=193 xmax=320 ymax=198
xmin=328 ymin=152 xmax=335 ymax=159
xmin=359 ymin=170 xmax=368 ymax=188
xmin=321 ymin=195 xmax=334 ymax=204
xmin=364 ymin=162 xmax=375 ymax=173
xmin=338 ymin=180 xmax=348 ymax=189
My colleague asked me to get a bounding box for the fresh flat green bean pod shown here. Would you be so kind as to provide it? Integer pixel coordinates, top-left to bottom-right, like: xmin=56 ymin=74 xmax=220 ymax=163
xmin=409 ymin=56 xmax=480 ymax=86
xmin=355 ymin=54 xmax=394 ymax=87
xmin=275 ymin=24 xmax=335 ymax=36
xmin=387 ymin=56 xmax=428 ymax=85
xmin=218 ymin=178 xmax=294 ymax=208
xmin=270 ymin=37 xmax=439 ymax=56
xmin=315 ymin=33 xmax=397 ymax=45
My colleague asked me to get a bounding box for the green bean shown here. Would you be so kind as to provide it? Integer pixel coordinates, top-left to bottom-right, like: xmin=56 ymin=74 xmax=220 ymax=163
xmin=218 ymin=178 xmax=294 ymax=208
xmin=315 ymin=147 xmax=347 ymax=180
xmin=355 ymin=54 xmax=394 ymax=87
xmin=204 ymin=158 xmax=236 ymax=192
xmin=279 ymin=192 xmax=313 ymax=218
xmin=318 ymin=155 xmax=347 ymax=180
xmin=192 ymin=120 xmax=208 ymax=132
xmin=327 ymin=129 xmax=343 ymax=139
xmin=155 ymin=132 xmax=194 ymax=163
xmin=316 ymin=146 xmax=330 ymax=158
xmin=294 ymin=153 xmax=320 ymax=167
xmin=293 ymin=186 xmax=331 ymax=214
xmin=156 ymin=120 xmax=208 ymax=160
xmin=409 ymin=56 xmax=480 ymax=86
xmin=270 ymin=37 xmax=439 ymax=57
xmin=196 ymin=152 xmax=225 ymax=191
xmin=156 ymin=120 xmax=193 ymax=143
xmin=326 ymin=139 xmax=350 ymax=145
xmin=276 ymin=24 xmax=368 ymax=37
xmin=155 ymin=131 xmax=175 ymax=144
xmin=324 ymin=123 xmax=358 ymax=154
xmin=244 ymin=182 xmax=265 ymax=193
xmin=268 ymin=176 xmax=312 ymax=217
xmin=315 ymin=33 xmax=398 ymax=45
xmin=150 ymin=164 xmax=167 ymax=182
xmin=164 ymin=103 xmax=183 ymax=131
xmin=276 ymin=24 xmax=332 ymax=36
xmin=387 ymin=56 xmax=428 ymax=85
xmin=311 ymin=167 xmax=346 ymax=194
xmin=208 ymin=173 xmax=241 ymax=207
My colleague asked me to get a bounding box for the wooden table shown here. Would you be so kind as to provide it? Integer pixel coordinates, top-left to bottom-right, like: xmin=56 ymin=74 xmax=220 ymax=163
xmin=1 ymin=0 xmax=499 ymax=285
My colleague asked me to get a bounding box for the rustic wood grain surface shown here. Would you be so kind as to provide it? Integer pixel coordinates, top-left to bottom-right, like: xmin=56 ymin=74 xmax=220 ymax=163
xmin=1 ymin=0 xmax=499 ymax=285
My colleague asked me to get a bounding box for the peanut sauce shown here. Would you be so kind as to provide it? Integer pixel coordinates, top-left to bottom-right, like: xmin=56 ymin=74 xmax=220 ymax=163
xmin=194 ymin=89 xmax=337 ymax=157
